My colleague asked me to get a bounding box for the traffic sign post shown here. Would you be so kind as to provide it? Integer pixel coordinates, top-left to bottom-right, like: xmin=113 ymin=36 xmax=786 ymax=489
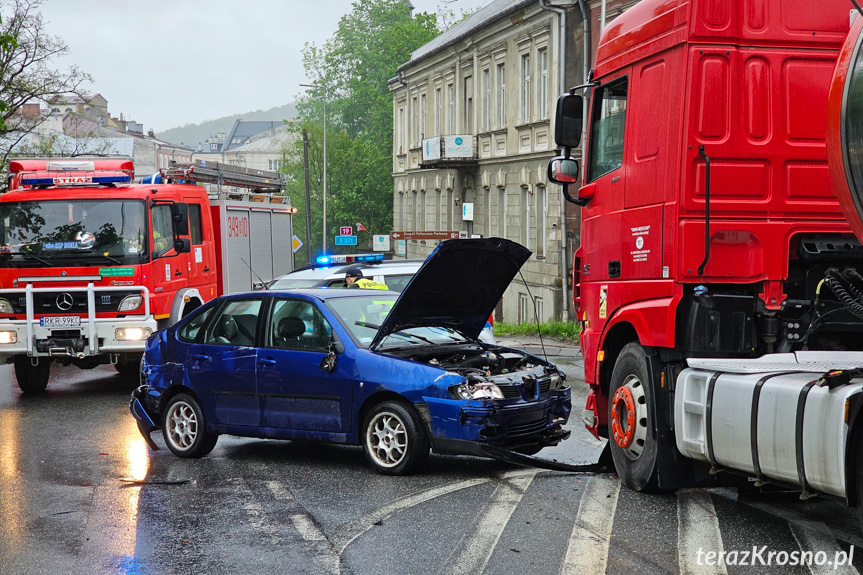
xmin=390 ymin=231 xmax=468 ymax=241
xmin=334 ymin=235 xmax=358 ymax=246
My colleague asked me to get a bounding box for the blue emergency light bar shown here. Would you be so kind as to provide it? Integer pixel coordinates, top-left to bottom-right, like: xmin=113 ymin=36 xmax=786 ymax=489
xmin=316 ymin=253 xmax=385 ymax=266
xmin=21 ymin=172 xmax=132 ymax=186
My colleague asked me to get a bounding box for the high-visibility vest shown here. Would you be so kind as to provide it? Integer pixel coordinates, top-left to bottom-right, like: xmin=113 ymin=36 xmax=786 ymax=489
xmin=349 ymin=278 xmax=388 ymax=290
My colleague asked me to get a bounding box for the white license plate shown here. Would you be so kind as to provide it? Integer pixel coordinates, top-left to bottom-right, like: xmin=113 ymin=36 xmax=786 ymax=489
xmin=40 ymin=316 xmax=81 ymax=327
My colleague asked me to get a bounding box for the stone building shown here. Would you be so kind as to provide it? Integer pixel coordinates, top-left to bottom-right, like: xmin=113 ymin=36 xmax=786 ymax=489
xmin=390 ymin=0 xmax=637 ymax=323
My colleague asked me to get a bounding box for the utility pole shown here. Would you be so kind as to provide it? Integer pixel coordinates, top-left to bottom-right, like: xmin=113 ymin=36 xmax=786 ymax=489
xmin=302 ymin=130 xmax=313 ymax=266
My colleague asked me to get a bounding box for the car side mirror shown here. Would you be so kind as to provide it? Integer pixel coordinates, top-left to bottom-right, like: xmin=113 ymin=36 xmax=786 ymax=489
xmin=554 ymin=94 xmax=583 ymax=149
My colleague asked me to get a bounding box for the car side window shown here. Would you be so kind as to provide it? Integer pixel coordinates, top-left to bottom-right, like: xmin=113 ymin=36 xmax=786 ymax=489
xmin=178 ymin=306 xmax=215 ymax=343
xmin=269 ymin=299 xmax=332 ymax=352
xmin=204 ymin=299 xmax=262 ymax=346
xmin=383 ymin=274 xmax=413 ymax=293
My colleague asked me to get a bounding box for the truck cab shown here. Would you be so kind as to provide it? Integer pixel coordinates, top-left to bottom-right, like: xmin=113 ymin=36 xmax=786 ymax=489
xmin=0 ymin=158 xmax=293 ymax=393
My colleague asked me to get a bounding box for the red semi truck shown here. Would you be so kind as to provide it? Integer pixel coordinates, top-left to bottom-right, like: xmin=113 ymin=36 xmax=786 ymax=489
xmin=549 ymin=0 xmax=863 ymax=513
xmin=0 ymin=158 xmax=295 ymax=393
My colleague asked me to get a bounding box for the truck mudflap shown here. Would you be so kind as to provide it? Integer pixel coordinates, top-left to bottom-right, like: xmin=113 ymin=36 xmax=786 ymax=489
xmin=675 ymin=352 xmax=863 ymax=500
xmin=0 ymin=283 xmax=156 ymax=359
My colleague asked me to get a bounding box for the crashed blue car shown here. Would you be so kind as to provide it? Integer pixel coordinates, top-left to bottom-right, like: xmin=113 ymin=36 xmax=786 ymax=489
xmin=130 ymin=238 xmax=571 ymax=474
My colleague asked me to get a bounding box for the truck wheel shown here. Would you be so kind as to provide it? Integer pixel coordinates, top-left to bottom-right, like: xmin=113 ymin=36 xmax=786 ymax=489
xmin=162 ymin=393 xmax=218 ymax=458
xmin=362 ymin=401 xmax=429 ymax=475
xmin=13 ymin=356 xmax=51 ymax=394
xmin=608 ymin=342 xmax=658 ymax=492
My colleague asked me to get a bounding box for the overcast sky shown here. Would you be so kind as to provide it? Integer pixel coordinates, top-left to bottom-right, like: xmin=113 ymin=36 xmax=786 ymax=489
xmin=35 ymin=0 xmax=491 ymax=132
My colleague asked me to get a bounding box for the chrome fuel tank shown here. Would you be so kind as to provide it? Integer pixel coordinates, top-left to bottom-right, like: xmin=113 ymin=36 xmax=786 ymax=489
xmin=675 ymin=352 xmax=863 ymax=498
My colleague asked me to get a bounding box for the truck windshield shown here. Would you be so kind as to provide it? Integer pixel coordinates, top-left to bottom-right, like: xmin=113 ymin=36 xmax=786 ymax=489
xmin=0 ymin=199 xmax=147 ymax=265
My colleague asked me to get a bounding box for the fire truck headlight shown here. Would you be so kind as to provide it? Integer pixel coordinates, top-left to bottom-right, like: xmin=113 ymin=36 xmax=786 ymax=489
xmin=0 ymin=331 xmax=18 ymax=344
xmin=115 ymin=327 xmax=152 ymax=341
xmin=118 ymin=295 xmax=143 ymax=312
xmin=0 ymin=298 xmax=14 ymax=314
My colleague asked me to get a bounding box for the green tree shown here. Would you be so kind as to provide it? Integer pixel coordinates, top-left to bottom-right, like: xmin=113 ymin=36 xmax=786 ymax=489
xmin=0 ymin=0 xmax=95 ymax=167
xmin=286 ymin=0 xmax=441 ymax=258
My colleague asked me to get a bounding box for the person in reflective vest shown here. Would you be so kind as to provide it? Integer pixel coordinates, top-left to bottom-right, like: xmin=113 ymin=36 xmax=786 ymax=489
xmin=345 ymin=266 xmax=388 ymax=290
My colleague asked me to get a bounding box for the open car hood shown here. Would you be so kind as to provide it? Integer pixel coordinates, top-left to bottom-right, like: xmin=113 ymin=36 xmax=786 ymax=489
xmin=369 ymin=238 xmax=531 ymax=350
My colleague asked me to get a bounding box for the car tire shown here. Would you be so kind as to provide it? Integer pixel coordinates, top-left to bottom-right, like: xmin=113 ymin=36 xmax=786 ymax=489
xmin=13 ymin=356 xmax=51 ymax=394
xmin=161 ymin=393 xmax=218 ymax=458
xmin=608 ymin=342 xmax=659 ymax=492
xmin=362 ymin=401 xmax=429 ymax=475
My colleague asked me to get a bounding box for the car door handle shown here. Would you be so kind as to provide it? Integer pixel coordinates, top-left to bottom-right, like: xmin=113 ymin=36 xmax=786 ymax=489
xmin=174 ymin=270 xmax=183 ymax=276
xmin=192 ymin=354 xmax=209 ymax=361
xmin=258 ymin=358 xmax=277 ymax=366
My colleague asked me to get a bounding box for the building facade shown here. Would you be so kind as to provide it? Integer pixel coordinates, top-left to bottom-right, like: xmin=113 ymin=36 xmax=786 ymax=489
xmin=391 ymin=0 xmax=580 ymax=323
xmin=391 ymin=0 xmax=638 ymax=324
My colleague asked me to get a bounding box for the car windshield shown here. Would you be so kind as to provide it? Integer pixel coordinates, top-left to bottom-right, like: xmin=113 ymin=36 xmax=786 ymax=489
xmin=0 ymin=199 xmax=147 ymax=264
xmin=327 ymin=294 xmax=470 ymax=349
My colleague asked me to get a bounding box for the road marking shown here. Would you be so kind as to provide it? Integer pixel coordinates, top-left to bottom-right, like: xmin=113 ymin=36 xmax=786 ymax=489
xmin=443 ymin=469 xmax=538 ymax=575
xmin=290 ymin=514 xmax=340 ymax=573
xmin=561 ymin=476 xmax=620 ymax=575
xmin=677 ymin=489 xmax=727 ymax=575
xmin=790 ymin=521 xmax=859 ymax=575
xmin=332 ymin=476 xmax=490 ymax=553
xmin=266 ymin=480 xmax=294 ymax=501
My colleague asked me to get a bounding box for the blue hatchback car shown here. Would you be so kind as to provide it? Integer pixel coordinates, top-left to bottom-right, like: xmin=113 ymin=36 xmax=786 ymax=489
xmin=130 ymin=238 xmax=571 ymax=474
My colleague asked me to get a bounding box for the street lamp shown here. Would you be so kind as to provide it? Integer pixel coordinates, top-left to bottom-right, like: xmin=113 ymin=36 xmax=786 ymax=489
xmin=300 ymin=83 xmax=327 ymax=255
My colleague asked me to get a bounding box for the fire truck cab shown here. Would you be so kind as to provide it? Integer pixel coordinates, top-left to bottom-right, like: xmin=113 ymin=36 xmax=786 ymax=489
xmin=0 ymin=158 xmax=294 ymax=393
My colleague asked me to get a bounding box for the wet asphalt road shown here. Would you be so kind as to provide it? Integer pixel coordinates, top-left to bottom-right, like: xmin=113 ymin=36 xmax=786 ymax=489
xmin=1 ymin=357 xmax=863 ymax=575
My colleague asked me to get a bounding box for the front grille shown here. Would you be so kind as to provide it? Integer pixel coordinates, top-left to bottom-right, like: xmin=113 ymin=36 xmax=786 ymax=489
xmin=6 ymin=290 xmax=141 ymax=315
xmin=498 ymin=384 xmax=521 ymax=399
xmin=507 ymin=417 xmax=549 ymax=436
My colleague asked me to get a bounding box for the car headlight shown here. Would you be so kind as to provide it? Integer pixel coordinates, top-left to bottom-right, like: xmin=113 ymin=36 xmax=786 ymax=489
xmin=549 ymin=370 xmax=565 ymax=389
xmin=0 ymin=298 xmax=14 ymax=314
xmin=450 ymin=381 xmax=504 ymax=400
xmin=0 ymin=330 xmax=18 ymax=344
xmin=118 ymin=295 xmax=143 ymax=312
xmin=115 ymin=327 xmax=152 ymax=341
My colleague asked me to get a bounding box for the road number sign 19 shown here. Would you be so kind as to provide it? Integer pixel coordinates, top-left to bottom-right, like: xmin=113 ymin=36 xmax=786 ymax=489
xmin=339 ymin=226 xmax=353 ymax=236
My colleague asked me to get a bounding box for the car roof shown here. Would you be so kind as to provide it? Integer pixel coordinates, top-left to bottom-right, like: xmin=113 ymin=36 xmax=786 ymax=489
xmin=224 ymin=288 xmax=400 ymax=300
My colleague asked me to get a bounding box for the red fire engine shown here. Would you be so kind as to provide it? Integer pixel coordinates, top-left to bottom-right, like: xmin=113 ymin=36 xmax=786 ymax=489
xmin=0 ymin=158 xmax=295 ymax=393
xmin=549 ymin=0 xmax=863 ymax=515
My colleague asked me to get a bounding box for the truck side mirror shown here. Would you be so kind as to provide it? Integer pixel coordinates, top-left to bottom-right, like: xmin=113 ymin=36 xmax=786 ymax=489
xmin=548 ymin=156 xmax=589 ymax=206
xmin=554 ymin=94 xmax=583 ymax=149
xmin=171 ymin=202 xmax=189 ymax=236
xmin=173 ymin=238 xmax=191 ymax=254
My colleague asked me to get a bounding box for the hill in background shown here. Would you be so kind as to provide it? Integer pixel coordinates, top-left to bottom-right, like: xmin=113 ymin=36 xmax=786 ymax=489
xmin=156 ymin=103 xmax=298 ymax=148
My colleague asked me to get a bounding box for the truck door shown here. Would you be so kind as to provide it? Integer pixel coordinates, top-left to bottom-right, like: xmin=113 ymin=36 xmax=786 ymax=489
xmin=580 ymin=73 xmax=630 ymax=283
xmin=151 ymin=203 xmax=190 ymax=315
xmin=184 ymin=198 xmax=217 ymax=301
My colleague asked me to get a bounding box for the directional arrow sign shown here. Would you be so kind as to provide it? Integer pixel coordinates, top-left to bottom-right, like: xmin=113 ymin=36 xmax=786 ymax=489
xmin=390 ymin=231 xmax=467 ymax=241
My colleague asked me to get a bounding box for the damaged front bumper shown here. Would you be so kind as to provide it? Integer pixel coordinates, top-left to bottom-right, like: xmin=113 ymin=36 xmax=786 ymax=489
xmin=424 ymin=387 xmax=572 ymax=456
xmin=129 ymin=384 xmax=161 ymax=450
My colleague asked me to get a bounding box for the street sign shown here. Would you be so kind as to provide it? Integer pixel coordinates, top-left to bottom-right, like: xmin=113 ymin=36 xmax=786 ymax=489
xmin=292 ymin=235 xmax=303 ymax=253
xmin=334 ymin=235 xmax=357 ymax=246
xmin=390 ymin=230 xmax=468 ymax=241
xmin=373 ymin=234 xmax=390 ymax=252
xmin=339 ymin=226 xmax=353 ymax=236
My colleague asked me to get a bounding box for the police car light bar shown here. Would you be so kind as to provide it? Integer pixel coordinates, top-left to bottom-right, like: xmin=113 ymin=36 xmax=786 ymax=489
xmin=315 ymin=253 xmax=385 ymax=266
